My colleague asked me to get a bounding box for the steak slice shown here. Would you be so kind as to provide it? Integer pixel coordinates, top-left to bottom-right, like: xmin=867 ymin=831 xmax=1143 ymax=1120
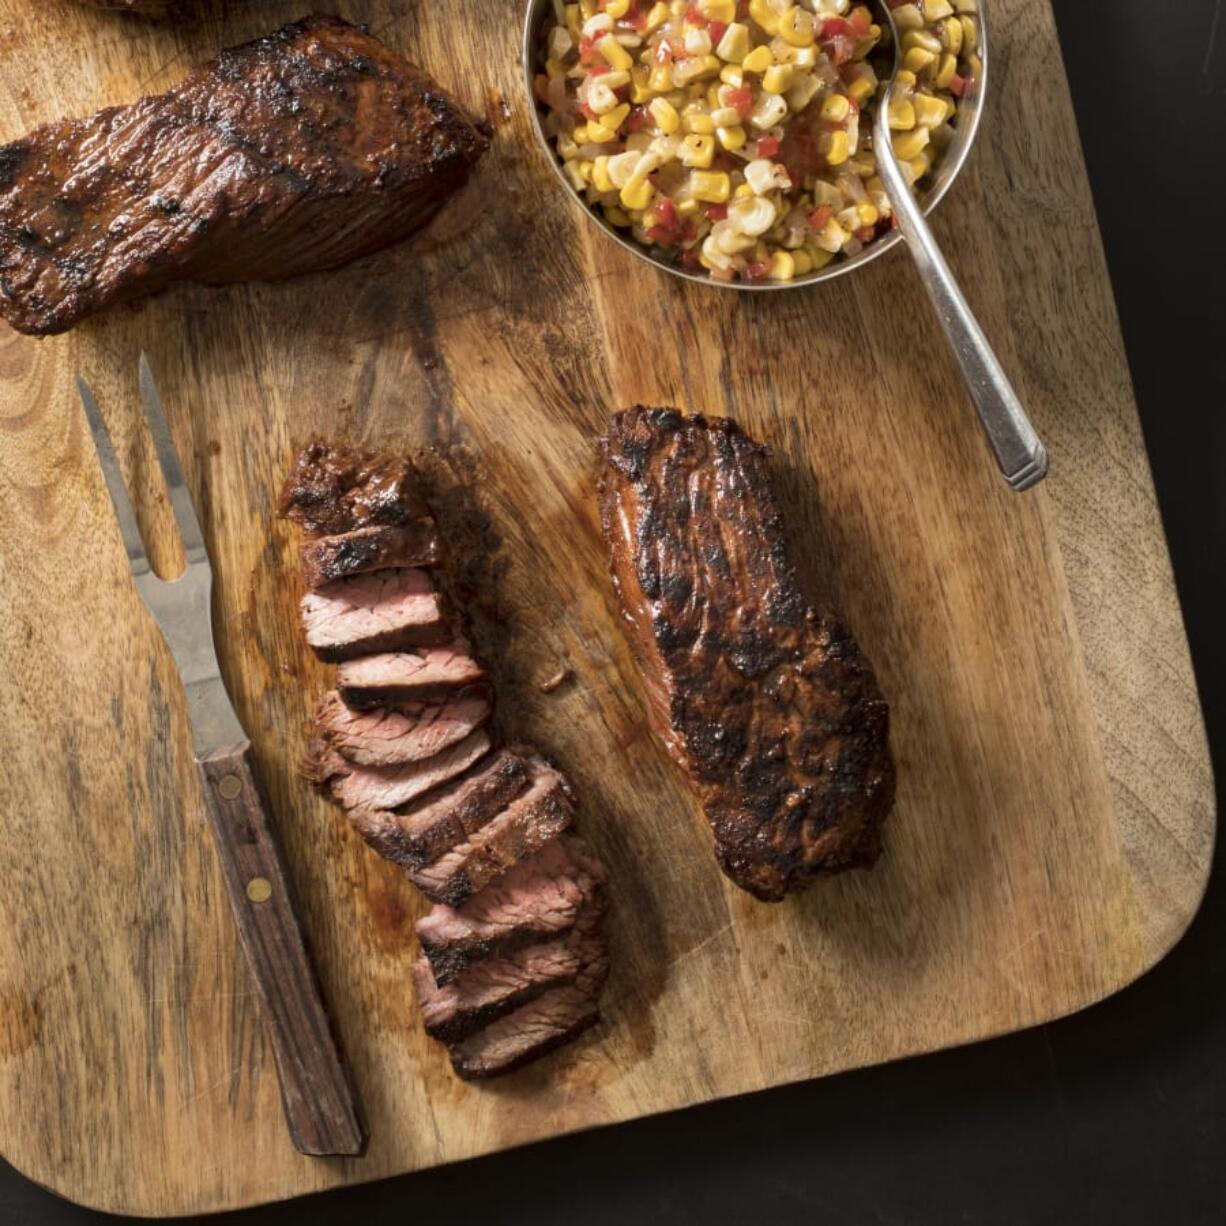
xmin=301 ymin=569 xmax=448 ymax=662
xmin=279 ymin=441 xmax=429 ymax=538
xmin=301 ymin=523 xmax=441 ymax=590
xmin=446 ymin=953 xmax=609 ymax=1080
xmin=309 ymin=729 xmax=491 ymax=814
xmin=313 ymin=689 xmax=491 ymax=768
xmin=346 ymin=749 xmax=531 ymax=869
xmin=412 ymin=920 xmax=603 ymax=1042
xmin=415 ymin=836 xmax=606 ymax=985
xmin=337 ymin=644 xmax=485 ymax=709
xmin=405 ymin=761 xmax=575 ymax=905
xmin=598 ymin=407 xmax=896 ymax=902
xmin=0 ymin=15 xmax=488 ymax=336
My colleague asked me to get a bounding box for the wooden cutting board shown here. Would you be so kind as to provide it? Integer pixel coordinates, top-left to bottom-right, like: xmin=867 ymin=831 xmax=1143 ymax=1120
xmin=0 ymin=0 xmax=1213 ymax=1215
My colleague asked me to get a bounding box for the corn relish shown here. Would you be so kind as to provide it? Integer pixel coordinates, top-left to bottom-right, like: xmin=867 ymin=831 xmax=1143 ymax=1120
xmin=534 ymin=0 xmax=981 ymax=283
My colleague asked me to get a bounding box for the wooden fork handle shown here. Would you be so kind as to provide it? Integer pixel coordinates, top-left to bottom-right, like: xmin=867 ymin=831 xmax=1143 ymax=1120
xmin=197 ymin=741 xmax=366 ymax=1158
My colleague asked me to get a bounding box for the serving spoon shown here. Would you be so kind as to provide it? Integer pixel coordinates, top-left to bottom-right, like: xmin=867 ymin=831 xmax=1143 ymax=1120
xmin=872 ymin=1 xmax=1048 ymax=492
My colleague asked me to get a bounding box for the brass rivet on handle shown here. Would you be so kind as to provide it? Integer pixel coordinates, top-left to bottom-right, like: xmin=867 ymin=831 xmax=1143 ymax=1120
xmin=218 ymin=774 xmax=242 ymax=800
xmin=246 ymin=877 xmax=273 ymax=904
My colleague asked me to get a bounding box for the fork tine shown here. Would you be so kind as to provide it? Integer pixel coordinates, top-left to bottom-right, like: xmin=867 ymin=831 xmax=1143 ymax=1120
xmin=76 ymin=374 xmax=152 ymax=579
xmin=138 ymin=352 xmax=207 ymax=565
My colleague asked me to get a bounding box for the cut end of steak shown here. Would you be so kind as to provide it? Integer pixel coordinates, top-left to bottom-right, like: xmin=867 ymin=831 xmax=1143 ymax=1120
xmin=416 ymin=836 xmax=607 ymax=985
xmin=301 ymin=523 xmax=442 ymax=590
xmin=346 ymin=748 xmax=530 ymax=869
xmin=405 ymin=758 xmax=575 ymax=905
xmin=598 ymin=407 xmax=896 ymax=903
xmin=337 ymin=644 xmax=485 ymax=709
xmin=446 ymin=955 xmax=609 ymax=1080
xmin=313 ymin=688 xmax=491 ymax=768
xmin=311 ymin=728 xmax=492 ymax=814
xmin=0 ymin=16 xmax=488 ymax=335
xmin=413 ymin=920 xmax=603 ymax=1042
xmin=279 ymin=441 xmax=429 ymax=538
xmin=302 ymin=569 xmax=449 ymax=662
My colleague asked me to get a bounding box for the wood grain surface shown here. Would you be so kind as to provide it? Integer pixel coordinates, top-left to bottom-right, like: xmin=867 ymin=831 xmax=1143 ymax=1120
xmin=0 ymin=0 xmax=1213 ymax=1215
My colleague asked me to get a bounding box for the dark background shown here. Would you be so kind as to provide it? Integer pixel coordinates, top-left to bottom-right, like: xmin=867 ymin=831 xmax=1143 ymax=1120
xmin=3 ymin=1 xmax=1223 ymax=1221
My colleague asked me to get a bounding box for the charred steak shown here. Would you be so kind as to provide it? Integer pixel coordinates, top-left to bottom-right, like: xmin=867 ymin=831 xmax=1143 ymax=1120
xmin=0 ymin=15 xmax=488 ymax=335
xmin=598 ymin=408 xmax=895 ymax=902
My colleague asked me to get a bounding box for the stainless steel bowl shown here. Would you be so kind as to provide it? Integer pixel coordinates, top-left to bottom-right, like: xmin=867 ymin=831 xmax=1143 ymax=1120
xmin=521 ymin=0 xmax=989 ymax=290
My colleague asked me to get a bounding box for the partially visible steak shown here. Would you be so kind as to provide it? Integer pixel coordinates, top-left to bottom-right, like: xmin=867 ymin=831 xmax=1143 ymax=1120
xmin=413 ymin=921 xmax=602 ymax=1042
xmin=337 ymin=645 xmax=485 ymax=709
xmin=301 ymin=569 xmax=449 ymax=662
xmin=301 ymin=523 xmax=441 ymax=590
xmin=345 ymin=749 xmax=530 ymax=869
xmin=446 ymin=954 xmax=609 ymax=1080
xmin=313 ymin=689 xmax=490 ymax=767
xmin=309 ymin=729 xmax=491 ymax=813
xmin=416 ymin=836 xmax=606 ymax=985
xmin=279 ymin=441 xmax=429 ymax=538
xmin=598 ymin=408 xmax=896 ymax=902
xmin=405 ymin=762 xmax=574 ymax=905
xmin=0 ymin=16 xmax=488 ymax=335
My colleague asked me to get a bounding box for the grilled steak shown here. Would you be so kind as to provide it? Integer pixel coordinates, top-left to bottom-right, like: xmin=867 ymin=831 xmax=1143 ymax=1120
xmin=598 ymin=408 xmax=895 ymax=902
xmin=309 ymin=728 xmax=491 ymax=814
xmin=312 ymin=689 xmax=490 ymax=768
xmin=413 ymin=922 xmax=601 ymax=1042
xmin=301 ymin=569 xmax=449 ymax=662
xmin=280 ymin=441 xmax=430 ymax=539
xmin=446 ymin=955 xmax=609 ymax=1080
xmin=0 ymin=16 xmax=488 ymax=336
xmin=416 ymin=836 xmax=606 ymax=985
xmin=337 ymin=645 xmax=486 ymax=709
xmin=301 ymin=524 xmax=442 ymax=590
xmin=405 ymin=761 xmax=575 ymax=905
xmin=346 ymin=750 xmax=531 ymax=870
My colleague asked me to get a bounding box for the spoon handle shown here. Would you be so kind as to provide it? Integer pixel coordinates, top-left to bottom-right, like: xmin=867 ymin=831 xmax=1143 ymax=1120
xmin=873 ymin=114 xmax=1049 ymax=492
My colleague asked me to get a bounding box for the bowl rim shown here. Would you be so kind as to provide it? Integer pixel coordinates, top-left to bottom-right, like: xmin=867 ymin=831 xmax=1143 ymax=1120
xmin=520 ymin=0 xmax=990 ymax=291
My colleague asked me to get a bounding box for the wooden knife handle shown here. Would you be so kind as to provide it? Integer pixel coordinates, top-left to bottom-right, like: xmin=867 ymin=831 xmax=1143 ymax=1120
xmin=197 ymin=741 xmax=366 ymax=1158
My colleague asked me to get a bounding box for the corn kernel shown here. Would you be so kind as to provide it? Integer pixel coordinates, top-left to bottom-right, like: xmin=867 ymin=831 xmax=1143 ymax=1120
xmin=599 ymin=35 xmax=633 ymax=71
xmin=605 ymin=0 xmax=630 ymax=17
xmin=825 ymin=130 xmax=851 ymax=165
xmin=604 ymin=205 xmax=632 ymax=226
xmin=856 ymin=201 xmax=879 ymax=227
xmin=908 ymin=150 xmax=932 ymax=182
xmin=778 ymin=6 xmax=816 ymax=47
xmin=941 ymin=15 xmax=963 ymax=53
xmin=720 ymin=64 xmax=746 ymax=86
xmin=586 ymin=120 xmax=618 ymax=142
xmin=902 ymin=28 xmax=942 ymax=54
xmin=922 ymin=0 xmax=954 ymax=18
xmin=792 ymin=249 xmax=813 ymax=275
xmin=680 ymin=132 xmax=716 ymax=167
xmin=604 ymin=102 xmax=631 ymax=130
xmin=702 ymin=0 xmax=736 ymax=21
xmin=629 ymin=67 xmax=654 ymax=103
xmin=716 ymin=21 xmax=751 ymax=62
xmin=820 ymin=93 xmax=851 ymax=123
xmin=649 ymin=65 xmax=674 ymax=92
xmin=683 ymin=108 xmax=716 ymax=134
xmin=747 ymin=0 xmax=781 ymax=35
xmin=644 ymin=1 xmax=669 ymax=32
xmin=742 ymin=45 xmax=774 ymax=74
xmin=717 ymin=123 xmax=747 ymax=150
xmin=762 ymin=63 xmax=794 ymax=93
xmin=768 ymin=250 xmax=795 ymax=280
xmin=676 ymin=197 xmax=700 ymax=216
xmin=903 ymin=46 xmax=938 ymax=73
xmin=892 ymin=125 xmax=930 ymax=160
xmin=888 ymin=96 xmax=916 ymax=129
xmin=934 ymin=52 xmax=958 ymax=88
xmin=650 ymin=96 xmax=681 ymax=133
xmin=620 ymin=178 xmax=655 ymax=210
xmin=960 ymin=15 xmax=977 ymax=51
xmin=912 ymin=92 xmax=947 ymax=127
xmin=690 ymin=170 xmax=732 ymax=202
xmin=592 ymin=155 xmax=614 ymax=192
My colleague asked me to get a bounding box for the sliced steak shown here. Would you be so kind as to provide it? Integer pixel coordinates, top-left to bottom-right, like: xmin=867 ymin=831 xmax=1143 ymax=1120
xmin=279 ymin=441 xmax=429 ymax=538
xmin=313 ymin=689 xmax=491 ymax=768
xmin=337 ymin=644 xmax=485 ymax=709
xmin=301 ymin=523 xmax=441 ymax=590
xmin=405 ymin=761 xmax=575 ymax=905
xmin=301 ymin=569 xmax=448 ymax=661
xmin=413 ymin=921 xmax=603 ymax=1042
xmin=346 ymin=750 xmax=531 ymax=870
xmin=598 ymin=407 xmax=896 ymax=902
xmin=0 ymin=16 xmax=488 ymax=335
xmin=309 ymin=729 xmax=491 ymax=814
xmin=416 ymin=836 xmax=606 ymax=986
xmin=446 ymin=953 xmax=609 ymax=1079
